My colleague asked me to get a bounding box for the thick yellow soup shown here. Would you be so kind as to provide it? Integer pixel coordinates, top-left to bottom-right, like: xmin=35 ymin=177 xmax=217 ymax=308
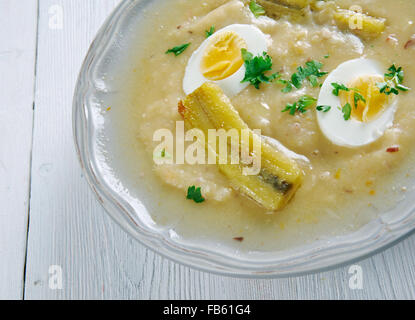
xmin=104 ymin=0 xmax=415 ymax=251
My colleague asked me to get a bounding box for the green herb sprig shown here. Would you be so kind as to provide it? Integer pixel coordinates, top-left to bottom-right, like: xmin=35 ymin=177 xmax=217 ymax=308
xmin=316 ymin=105 xmax=331 ymax=113
xmin=331 ymin=83 xmax=366 ymax=109
xmin=241 ymin=49 xmax=279 ymax=89
xmin=186 ymin=186 xmax=205 ymax=203
xmin=277 ymin=60 xmax=328 ymax=92
xmin=377 ymin=65 xmax=410 ymax=95
xmin=205 ymin=25 xmax=215 ymax=38
xmin=282 ymin=95 xmax=317 ymax=115
xmin=342 ymin=103 xmax=352 ymax=121
xmin=249 ymin=0 xmax=265 ymax=18
xmin=165 ymin=43 xmax=191 ymax=56
xmin=353 ymin=91 xmax=366 ymax=108
xmin=331 ymin=83 xmax=350 ymax=96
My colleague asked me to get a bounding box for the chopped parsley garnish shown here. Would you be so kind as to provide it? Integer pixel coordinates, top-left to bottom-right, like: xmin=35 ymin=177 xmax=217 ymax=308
xmin=316 ymin=105 xmax=331 ymax=113
xmin=331 ymin=83 xmax=366 ymax=109
xmin=241 ymin=49 xmax=279 ymax=89
xmin=282 ymin=95 xmax=317 ymax=115
xmin=276 ymin=79 xmax=294 ymax=93
xmin=385 ymin=64 xmax=404 ymax=82
xmin=186 ymin=186 xmax=205 ymax=203
xmin=353 ymin=91 xmax=366 ymax=108
xmin=294 ymin=61 xmax=328 ymax=88
xmin=377 ymin=65 xmax=410 ymax=95
xmin=324 ymin=54 xmax=330 ymax=59
xmin=308 ymin=74 xmax=319 ymax=87
xmin=377 ymin=82 xmax=399 ymax=95
xmin=282 ymin=102 xmax=303 ymax=115
xmin=331 ymin=83 xmax=350 ymax=96
xmin=205 ymin=25 xmax=215 ymax=38
xmin=342 ymin=103 xmax=352 ymax=121
xmin=277 ymin=60 xmax=327 ymax=92
xmin=165 ymin=43 xmax=191 ymax=56
xmin=249 ymin=0 xmax=265 ymax=18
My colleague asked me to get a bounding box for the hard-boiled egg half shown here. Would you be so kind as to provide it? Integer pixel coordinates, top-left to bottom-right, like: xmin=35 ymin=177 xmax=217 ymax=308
xmin=317 ymin=58 xmax=397 ymax=147
xmin=183 ymin=24 xmax=268 ymax=97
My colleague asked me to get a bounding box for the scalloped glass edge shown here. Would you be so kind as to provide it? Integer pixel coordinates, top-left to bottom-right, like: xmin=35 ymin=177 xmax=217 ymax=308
xmin=73 ymin=0 xmax=415 ymax=278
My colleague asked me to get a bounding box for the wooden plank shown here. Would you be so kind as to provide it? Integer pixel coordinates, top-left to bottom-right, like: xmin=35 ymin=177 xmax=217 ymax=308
xmin=23 ymin=0 xmax=123 ymax=299
xmin=24 ymin=0 xmax=415 ymax=300
xmin=0 ymin=0 xmax=38 ymax=300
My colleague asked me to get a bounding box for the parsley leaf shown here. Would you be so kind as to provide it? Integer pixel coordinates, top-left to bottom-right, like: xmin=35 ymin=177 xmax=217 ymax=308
xmin=377 ymin=82 xmax=399 ymax=95
xmin=377 ymin=65 xmax=410 ymax=95
xmin=165 ymin=43 xmax=191 ymax=56
xmin=205 ymin=25 xmax=215 ymax=38
xmin=291 ymin=72 xmax=303 ymax=89
xmin=353 ymin=91 xmax=366 ymax=108
xmin=385 ymin=65 xmax=404 ymax=82
xmin=298 ymin=95 xmax=317 ymax=108
xmin=241 ymin=49 xmax=279 ymax=89
xmin=331 ymin=83 xmax=350 ymax=96
xmin=316 ymin=105 xmax=331 ymax=112
xmin=282 ymin=95 xmax=316 ymax=115
xmin=377 ymin=82 xmax=389 ymax=93
xmin=308 ymin=74 xmax=319 ymax=87
xmin=249 ymin=0 xmax=265 ymax=18
xmin=277 ymin=60 xmax=327 ymax=92
xmin=331 ymin=83 xmax=366 ymax=108
xmin=241 ymin=48 xmax=253 ymax=61
xmin=186 ymin=186 xmax=205 ymax=203
xmin=396 ymin=84 xmax=410 ymax=91
xmin=342 ymin=103 xmax=352 ymax=121
xmin=277 ymin=79 xmax=293 ymax=93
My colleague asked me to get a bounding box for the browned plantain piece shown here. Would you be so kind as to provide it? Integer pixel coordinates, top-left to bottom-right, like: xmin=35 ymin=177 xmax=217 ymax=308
xmin=257 ymin=0 xmax=386 ymax=39
xmin=179 ymin=83 xmax=303 ymax=211
xmin=256 ymin=0 xmax=309 ymax=21
xmin=333 ymin=8 xmax=386 ymax=38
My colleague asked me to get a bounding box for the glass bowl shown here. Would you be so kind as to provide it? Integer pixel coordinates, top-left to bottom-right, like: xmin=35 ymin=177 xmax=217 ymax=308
xmin=73 ymin=0 xmax=415 ymax=277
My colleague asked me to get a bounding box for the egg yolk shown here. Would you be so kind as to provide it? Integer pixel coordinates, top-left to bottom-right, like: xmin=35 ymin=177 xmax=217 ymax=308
xmin=200 ymin=31 xmax=247 ymax=81
xmin=340 ymin=74 xmax=390 ymax=122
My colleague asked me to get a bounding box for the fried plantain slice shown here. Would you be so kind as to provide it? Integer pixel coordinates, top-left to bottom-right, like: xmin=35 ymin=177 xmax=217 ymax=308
xmin=179 ymin=83 xmax=303 ymax=211
xmin=256 ymin=0 xmax=308 ymax=21
xmin=333 ymin=8 xmax=386 ymax=38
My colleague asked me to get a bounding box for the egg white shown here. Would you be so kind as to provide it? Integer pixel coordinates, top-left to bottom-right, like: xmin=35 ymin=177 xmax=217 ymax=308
xmin=317 ymin=58 xmax=397 ymax=148
xmin=183 ymin=24 xmax=269 ymax=97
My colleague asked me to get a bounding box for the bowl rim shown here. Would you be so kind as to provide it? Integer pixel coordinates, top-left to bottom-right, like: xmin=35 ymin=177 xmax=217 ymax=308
xmin=73 ymin=0 xmax=415 ymax=278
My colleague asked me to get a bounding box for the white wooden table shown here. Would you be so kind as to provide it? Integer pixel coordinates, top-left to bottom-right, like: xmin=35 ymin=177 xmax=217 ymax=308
xmin=1 ymin=0 xmax=415 ymax=300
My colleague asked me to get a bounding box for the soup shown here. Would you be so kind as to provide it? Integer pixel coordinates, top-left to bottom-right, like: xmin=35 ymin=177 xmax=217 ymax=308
xmin=103 ymin=0 xmax=415 ymax=251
